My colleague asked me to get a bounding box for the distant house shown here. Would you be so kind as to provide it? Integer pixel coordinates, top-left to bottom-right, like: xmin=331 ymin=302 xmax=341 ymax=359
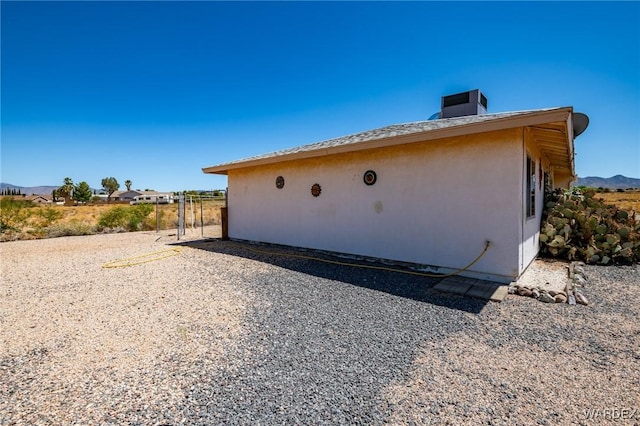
xmin=116 ymin=190 xmax=143 ymax=201
xmin=0 ymin=194 xmax=53 ymax=204
xmin=95 ymin=190 xmax=146 ymax=202
xmin=130 ymin=193 xmax=174 ymax=204
xmin=202 ymin=90 xmax=589 ymax=283
xmin=25 ymin=195 xmax=52 ymax=204
xmin=101 ymin=190 xmax=175 ymax=203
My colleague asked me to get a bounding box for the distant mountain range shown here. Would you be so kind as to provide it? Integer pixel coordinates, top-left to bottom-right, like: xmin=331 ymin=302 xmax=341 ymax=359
xmin=0 ymin=183 xmax=60 ymax=195
xmin=574 ymin=175 xmax=640 ymax=189
xmin=0 ymin=183 xmax=176 ymax=195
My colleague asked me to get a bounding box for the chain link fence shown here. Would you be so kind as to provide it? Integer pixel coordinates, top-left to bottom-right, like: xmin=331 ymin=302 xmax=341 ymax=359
xmin=175 ymin=194 xmax=225 ymax=240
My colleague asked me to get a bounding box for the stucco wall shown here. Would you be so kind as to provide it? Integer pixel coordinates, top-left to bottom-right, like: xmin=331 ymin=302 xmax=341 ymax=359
xmin=227 ymin=128 xmax=526 ymax=282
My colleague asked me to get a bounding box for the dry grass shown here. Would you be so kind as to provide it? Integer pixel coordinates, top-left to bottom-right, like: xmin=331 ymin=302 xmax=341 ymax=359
xmin=594 ymin=190 xmax=640 ymax=211
xmin=51 ymin=204 xmax=112 ymax=224
xmin=1 ymin=200 xmax=224 ymax=241
xmin=48 ymin=200 xmax=223 ymax=228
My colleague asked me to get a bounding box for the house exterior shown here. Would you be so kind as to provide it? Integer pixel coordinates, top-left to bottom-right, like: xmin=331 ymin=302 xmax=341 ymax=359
xmin=130 ymin=193 xmax=174 ymax=204
xmin=25 ymin=195 xmax=52 ymax=204
xmin=202 ymin=90 xmax=588 ymax=283
xmin=95 ymin=190 xmax=173 ymax=203
xmin=115 ymin=190 xmax=144 ymax=201
xmin=0 ymin=194 xmax=53 ymax=204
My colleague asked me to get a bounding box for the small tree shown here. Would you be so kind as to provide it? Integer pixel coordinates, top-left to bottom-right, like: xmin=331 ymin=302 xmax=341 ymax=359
xmin=125 ymin=180 xmax=132 ymax=191
xmin=73 ymin=181 xmax=93 ymax=204
xmin=101 ymin=177 xmax=120 ymax=203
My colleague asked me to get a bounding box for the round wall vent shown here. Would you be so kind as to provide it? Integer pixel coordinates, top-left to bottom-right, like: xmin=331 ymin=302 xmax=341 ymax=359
xmin=311 ymin=183 xmax=321 ymax=197
xmin=363 ymin=170 xmax=377 ymax=186
xmin=275 ymin=176 xmax=285 ymax=189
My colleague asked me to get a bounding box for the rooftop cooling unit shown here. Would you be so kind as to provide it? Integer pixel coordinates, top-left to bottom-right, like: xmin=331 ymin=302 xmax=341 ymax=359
xmin=440 ymin=89 xmax=487 ymax=119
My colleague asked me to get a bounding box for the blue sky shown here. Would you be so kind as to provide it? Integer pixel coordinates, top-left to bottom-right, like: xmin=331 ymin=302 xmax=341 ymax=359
xmin=1 ymin=1 xmax=639 ymax=192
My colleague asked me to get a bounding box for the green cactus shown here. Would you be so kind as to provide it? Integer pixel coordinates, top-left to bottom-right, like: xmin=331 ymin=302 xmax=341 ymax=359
xmin=618 ymin=226 xmax=631 ymax=240
xmin=540 ymin=188 xmax=639 ymax=264
xmin=562 ymin=208 xmax=574 ymax=218
xmin=606 ymin=234 xmax=620 ymax=245
xmin=619 ymin=247 xmax=633 ymax=258
xmin=548 ymin=235 xmax=566 ymax=248
xmin=615 ymin=210 xmax=629 ymax=221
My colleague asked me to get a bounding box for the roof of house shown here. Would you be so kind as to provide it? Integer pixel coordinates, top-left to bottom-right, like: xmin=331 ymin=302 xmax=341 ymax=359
xmin=111 ymin=190 xmax=172 ymax=198
xmin=203 ymin=107 xmax=578 ymax=175
xmin=25 ymin=194 xmax=52 ymax=201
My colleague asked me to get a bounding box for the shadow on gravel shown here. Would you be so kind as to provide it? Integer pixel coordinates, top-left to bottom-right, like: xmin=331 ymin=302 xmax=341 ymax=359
xmin=174 ymin=238 xmax=489 ymax=314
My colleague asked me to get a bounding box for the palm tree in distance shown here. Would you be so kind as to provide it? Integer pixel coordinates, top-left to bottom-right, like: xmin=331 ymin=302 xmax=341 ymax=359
xmin=125 ymin=180 xmax=132 ymax=191
xmin=59 ymin=177 xmax=74 ymax=205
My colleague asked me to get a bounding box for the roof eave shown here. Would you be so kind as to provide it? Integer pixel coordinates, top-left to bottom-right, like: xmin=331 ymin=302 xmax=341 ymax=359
xmin=202 ymin=107 xmax=573 ymax=175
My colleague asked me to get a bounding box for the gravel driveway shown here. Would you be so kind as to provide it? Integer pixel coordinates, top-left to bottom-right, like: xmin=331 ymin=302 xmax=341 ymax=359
xmin=1 ymin=231 xmax=638 ymax=425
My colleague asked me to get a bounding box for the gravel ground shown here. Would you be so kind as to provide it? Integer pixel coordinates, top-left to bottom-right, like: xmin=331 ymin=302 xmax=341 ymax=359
xmin=1 ymin=231 xmax=638 ymax=425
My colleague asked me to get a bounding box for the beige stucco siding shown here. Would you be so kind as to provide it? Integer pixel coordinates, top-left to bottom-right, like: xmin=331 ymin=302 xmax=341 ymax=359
xmin=227 ymin=128 xmax=525 ymax=282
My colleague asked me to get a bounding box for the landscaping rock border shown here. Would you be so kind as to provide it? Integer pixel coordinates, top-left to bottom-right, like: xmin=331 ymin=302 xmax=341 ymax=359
xmin=508 ymin=261 xmax=589 ymax=305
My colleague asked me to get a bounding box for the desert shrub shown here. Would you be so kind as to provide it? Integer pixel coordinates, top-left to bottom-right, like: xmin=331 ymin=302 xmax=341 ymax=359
xmin=540 ymin=188 xmax=640 ymax=264
xmin=128 ymin=204 xmax=154 ymax=231
xmin=97 ymin=204 xmax=154 ymax=232
xmin=46 ymin=220 xmax=95 ymax=237
xmin=0 ymin=198 xmax=32 ymax=233
xmin=97 ymin=206 xmax=128 ymax=230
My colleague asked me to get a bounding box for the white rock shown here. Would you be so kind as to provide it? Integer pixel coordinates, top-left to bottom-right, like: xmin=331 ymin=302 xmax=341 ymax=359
xmin=538 ymin=292 xmax=555 ymax=303
xmin=574 ymin=291 xmax=589 ymax=306
xmin=554 ymin=294 xmax=567 ymax=303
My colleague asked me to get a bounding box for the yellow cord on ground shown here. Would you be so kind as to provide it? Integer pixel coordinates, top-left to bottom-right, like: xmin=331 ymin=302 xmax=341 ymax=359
xmin=238 ymin=241 xmax=490 ymax=279
xmin=102 ymin=248 xmax=181 ymax=269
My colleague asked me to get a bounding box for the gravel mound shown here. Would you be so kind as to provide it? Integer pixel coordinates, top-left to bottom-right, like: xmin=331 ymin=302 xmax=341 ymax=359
xmin=1 ymin=232 xmax=638 ymax=425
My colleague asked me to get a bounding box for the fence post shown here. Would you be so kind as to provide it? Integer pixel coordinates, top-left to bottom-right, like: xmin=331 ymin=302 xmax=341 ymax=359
xmin=221 ymin=207 xmax=228 ymax=240
xmin=189 ymin=195 xmax=195 ymax=230
xmin=222 ymin=187 xmax=229 ymax=240
xmin=177 ymin=193 xmax=185 ymax=240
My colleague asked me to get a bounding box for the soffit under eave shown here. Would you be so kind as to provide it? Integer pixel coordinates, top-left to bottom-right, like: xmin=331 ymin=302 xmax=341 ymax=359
xmin=527 ymin=120 xmax=574 ymax=173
